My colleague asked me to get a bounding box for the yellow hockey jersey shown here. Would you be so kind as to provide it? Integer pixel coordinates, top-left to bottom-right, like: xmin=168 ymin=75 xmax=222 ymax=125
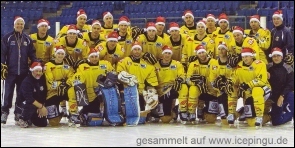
xmin=56 ymin=24 xmax=92 ymax=39
xmin=212 ymin=29 xmax=234 ymax=58
xmin=95 ymin=42 xmax=125 ymax=67
xmin=117 ymin=32 xmax=133 ymax=58
xmin=244 ymin=28 xmax=271 ymax=51
xmin=30 ymin=33 xmax=55 ymax=64
xmin=188 ymin=35 xmax=215 ymax=58
xmin=136 ymin=33 xmax=165 ymax=59
xmin=180 ymin=23 xmax=197 ymax=38
xmin=100 ymin=24 xmax=119 ymax=36
xmin=82 ymin=32 xmax=106 ymax=48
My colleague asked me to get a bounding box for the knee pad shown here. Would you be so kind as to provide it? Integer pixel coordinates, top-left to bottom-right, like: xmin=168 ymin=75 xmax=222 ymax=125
xmin=48 ymin=116 xmax=62 ymax=126
xmin=86 ymin=113 xmax=103 ymax=126
xmin=46 ymin=105 xmax=59 ymax=119
xmin=160 ymin=116 xmax=172 ymax=123
xmin=246 ymin=117 xmax=256 ymax=127
xmin=204 ymin=112 xmax=216 ymax=123
xmin=244 ymin=97 xmax=256 ymax=118
xmin=217 ymin=93 xmax=228 ymax=117
xmin=201 ymin=93 xmax=218 ymax=114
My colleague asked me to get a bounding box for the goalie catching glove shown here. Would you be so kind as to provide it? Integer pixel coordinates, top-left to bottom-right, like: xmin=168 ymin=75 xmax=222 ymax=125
xmin=118 ymin=71 xmax=138 ymax=86
xmin=143 ymin=88 xmax=158 ymax=110
xmin=1 ymin=63 xmax=8 ymax=80
xmin=142 ymin=52 xmax=157 ymax=65
xmin=96 ymin=71 xmax=118 ymax=88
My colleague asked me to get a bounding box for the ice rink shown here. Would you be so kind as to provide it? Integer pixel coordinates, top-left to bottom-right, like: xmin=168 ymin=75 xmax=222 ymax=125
xmin=1 ymin=81 xmax=294 ymax=147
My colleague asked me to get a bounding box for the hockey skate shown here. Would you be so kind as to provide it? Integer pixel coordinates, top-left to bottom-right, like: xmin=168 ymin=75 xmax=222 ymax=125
xmin=216 ymin=116 xmax=222 ymax=127
xmin=197 ymin=109 xmax=205 ymax=124
xmin=189 ymin=113 xmax=197 ymax=124
xmin=1 ymin=111 xmax=8 ymax=127
xmin=179 ymin=112 xmax=189 ymax=124
xmin=68 ymin=113 xmax=81 ymax=128
xmin=171 ymin=105 xmax=179 ymax=123
xmin=17 ymin=119 xmax=29 ymax=128
xmin=255 ymin=117 xmax=263 ymax=129
xmin=61 ymin=106 xmax=68 ymax=120
xmin=227 ymin=114 xmax=236 ymax=128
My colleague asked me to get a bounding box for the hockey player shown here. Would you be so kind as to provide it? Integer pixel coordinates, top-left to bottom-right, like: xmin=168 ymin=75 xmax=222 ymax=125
xmin=209 ymin=42 xmax=238 ymax=126
xmin=54 ymin=24 xmax=90 ymax=70
xmin=116 ymin=42 xmax=159 ymax=123
xmin=155 ymin=16 xmax=169 ymax=41
xmin=180 ymin=10 xmax=197 ymax=38
xmin=16 ymin=62 xmax=48 ymax=128
xmin=116 ymin=16 xmax=133 ymax=58
xmin=244 ymin=15 xmax=270 ymax=64
xmin=186 ymin=45 xmax=218 ymax=124
xmin=267 ymin=47 xmax=294 ymax=126
xmin=164 ymin=22 xmax=192 ymax=71
xmin=101 ymin=11 xmax=118 ymax=36
xmin=226 ymin=47 xmax=271 ymax=129
xmin=227 ymin=26 xmax=263 ymax=67
xmin=44 ymin=46 xmax=75 ymax=126
xmin=56 ymin=9 xmax=91 ymax=39
xmin=1 ymin=16 xmax=37 ymax=125
xmin=82 ymin=20 xmax=106 ymax=48
xmin=136 ymin=22 xmax=165 ymax=60
xmin=30 ymin=19 xmax=54 ymax=65
xmin=203 ymin=14 xmax=219 ymax=38
xmin=188 ymin=20 xmax=215 ymax=58
xmin=67 ymin=48 xmax=115 ymax=126
xmin=95 ymin=31 xmax=125 ymax=68
xmin=154 ymin=46 xmax=187 ymax=123
xmin=212 ymin=13 xmax=234 ymax=58
xmin=269 ymin=10 xmax=294 ymax=65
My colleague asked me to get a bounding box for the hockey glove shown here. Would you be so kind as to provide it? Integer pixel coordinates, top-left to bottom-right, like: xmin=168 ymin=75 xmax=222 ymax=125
xmin=225 ymin=78 xmax=234 ymax=95
xmin=188 ymin=55 xmax=198 ymax=63
xmin=64 ymin=54 xmax=75 ymax=67
xmin=173 ymin=77 xmax=184 ymax=91
xmin=73 ymin=59 xmax=85 ymax=70
xmin=213 ymin=75 xmax=226 ymax=91
xmin=284 ymin=53 xmax=294 ymax=66
xmin=142 ymin=52 xmax=157 ymax=65
xmin=131 ymin=26 xmax=144 ymax=41
xmin=190 ymin=74 xmax=205 ymax=83
xmin=239 ymin=82 xmax=250 ymax=91
xmin=196 ymin=80 xmax=208 ymax=94
xmin=1 ymin=63 xmax=8 ymax=80
xmin=227 ymin=54 xmax=240 ymax=68
xmin=57 ymin=79 xmax=70 ymax=97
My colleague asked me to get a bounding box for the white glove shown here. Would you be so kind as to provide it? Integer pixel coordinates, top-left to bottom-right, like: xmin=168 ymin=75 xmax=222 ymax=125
xmin=118 ymin=71 xmax=138 ymax=86
xmin=236 ymin=97 xmax=244 ymax=112
xmin=143 ymin=89 xmax=158 ymax=110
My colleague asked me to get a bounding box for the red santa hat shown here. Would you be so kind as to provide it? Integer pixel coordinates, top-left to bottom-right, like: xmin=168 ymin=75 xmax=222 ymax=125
xmin=118 ymin=16 xmax=130 ymax=26
xmin=77 ymin=9 xmax=87 ymax=21
xmin=103 ymin=11 xmax=113 ymax=21
xmin=14 ymin=16 xmax=25 ymax=25
xmin=203 ymin=14 xmax=217 ymax=22
xmin=195 ymin=45 xmax=206 ymax=54
xmin=272 ymin=10 xmax=283 ymax=20
xmin=269 ymin=47 xmax=283 ymax=57
xmin=88 ymin=48 xmax=99 ymax=60
xmin=249 ymin=15 xmax=260 ymax=24
xmin=67 ymin=24 xmax=78 ymax=34
xmin=155 ymin=16 xmax=166 ymax=26
xmin=131 ymin=41 xmax=142 ymax=51
xmin=91 ymin=20 xmax=101 ymax=28
xmin=145 ymin=22 xmax=157 ymax=32
xmin=162 ymin=45 xmax=173 ymax=54
xmin=167 ymin=22 xmax=180 ymax=33
xmin=197 ymin=20 xmax=207 ymax=29
xmin=54 ymin=45 xmax=66 ymax=56
xmin=37 ymin=19 xmax=50 ymax=29
xmin=107 ymin=31 xmax=120 ymax=42
xmin=182 ymin=10 xmax=194 ymax=20
xmin=241 ymin=47 xmax=255 ymax=57
xmin=232 ymin=26 xmax=244 ymax=35
xmin=218 ymin=13 xmax=229 ymax=25
xmin=217 ymin=41 xmax=228 ymax=50
xmin=30 ymin=62 xmax=42 ymax=72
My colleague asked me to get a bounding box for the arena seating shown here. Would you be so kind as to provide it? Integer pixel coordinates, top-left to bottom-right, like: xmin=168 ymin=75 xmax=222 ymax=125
xmin=1 ymin=1 xmax=294 ymax=38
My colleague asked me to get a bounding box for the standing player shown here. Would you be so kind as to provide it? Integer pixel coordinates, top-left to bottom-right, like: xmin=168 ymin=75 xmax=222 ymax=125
xmin=203 ymin=14 xmax=219 ymax=38
xmin=155 ymin=16 xmax=169 ymax=41
xmin=82 ymin=20 xmax=106 ymax=49
xmin=116 ymin=16 xmax=133 ymax=58
xmin=101 ymin=12 xmax=118 ymax=36
xmin=180 ymin=10 xmax=197 ymax=38
xmin=30 ymin=19 xmax=54 ymax=65
xmin=1 ymin=16 xmax=37 ymax=125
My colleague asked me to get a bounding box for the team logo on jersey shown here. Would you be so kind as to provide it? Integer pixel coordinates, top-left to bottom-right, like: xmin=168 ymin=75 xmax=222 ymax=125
xmin=140 ymin=64 xmax=146 ymax=69
xmin=255 ymin=33 xmax=260 ymax=37
xmin=224 ymin=34 xmax=230 ymax=39
xmin=100 ymin=64 xmax=107 ymax=69
xmin=212 ymin=65 xmax=217 ymax=70
xmin=10 ymin=41 xmax=16 ymax=45
xmin=74 ymin=48 xmax=82 ymax=53
xmin=63 ymin=65 xmax=70 ymax=69
xmin=23 ymin=41 xmax=27 ymax=46
xmin=248 ymin=39 xmax=254 ymax=45
xmin=170 ymin=65 xmax=176 ymax=70
xmin=201 ymin=42 xmax=206 ymax=46
xmin=156 ymin=42 xmax=162 ymax=47
xmin=126 ymin=40 xmax=132 ymax=44
xmin=226 ymin=64 xmax=232 ymax=69
xmin=97 ymin=45 xmax=104 ymax=51
xmin=40 ymin=86 xmax=44 ymax=91
xmin=44 ymin=41 xmax=51 ymax=47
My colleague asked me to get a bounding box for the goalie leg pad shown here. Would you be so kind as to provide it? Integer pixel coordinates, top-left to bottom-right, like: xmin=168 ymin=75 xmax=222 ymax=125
xmin=118 ymin=71 xmax=138 ymax=86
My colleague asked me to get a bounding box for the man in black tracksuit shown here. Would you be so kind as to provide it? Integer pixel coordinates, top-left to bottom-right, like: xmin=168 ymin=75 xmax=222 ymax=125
xmin=267 ymin=47 xmax=294 ymax=126
xmin=1 ymin=16 xmax=37 ymax=125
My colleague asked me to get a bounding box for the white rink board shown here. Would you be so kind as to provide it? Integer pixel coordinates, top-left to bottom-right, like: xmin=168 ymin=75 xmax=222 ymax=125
xmin=1 ymin=80 xmax=294 ymax=147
